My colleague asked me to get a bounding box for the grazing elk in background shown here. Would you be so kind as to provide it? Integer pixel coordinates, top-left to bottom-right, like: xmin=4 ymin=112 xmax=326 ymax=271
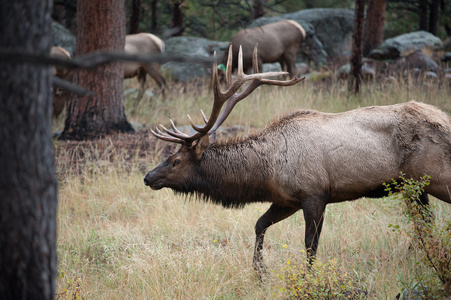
xmin=218 ymin=19 xmax=306 ymax=77
xmin=144 ymin=45 xmax=451 ymax=276
xmin=50 ymin=34 xmax=166 ymax=118
xmin=124 ymin=33 xmax=167 ymax=100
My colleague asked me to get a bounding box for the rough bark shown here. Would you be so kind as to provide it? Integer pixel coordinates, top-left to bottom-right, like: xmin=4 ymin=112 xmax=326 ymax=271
xmin=0 ymin=1 xmax=58 ymax=299
xmin=428 ymin=0 xmax=439 ymax=35
xmin=418 ymin=0 xmax=428 ymax=31
xmin=363 ymin=0 xmax=386 ymax=57
xmin=349 ymin=0 xmax=365 ymax=94
xmin=62 ymin=0 xmax=133 ymax=140
xmin=52 ymin=0 xmax=77 ymax=32
xmin=253 ymin=0 xmax=266 ymax=19
xmin=171 ymin=1 xmax=184 ymax=36
xmin=151 ymin=0 xmax=158 ymax=33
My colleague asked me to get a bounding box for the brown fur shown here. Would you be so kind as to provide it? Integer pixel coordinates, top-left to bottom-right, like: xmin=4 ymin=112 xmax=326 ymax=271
xmin=144 ymin=101 xmax=451 ymax=273
xmin=220 ymin=20 xmax=306 ymax=77
xmin=124 ymin=33 xmax=167 ymax=98
xmin=51 ymin=34 xmax=167 ymax=118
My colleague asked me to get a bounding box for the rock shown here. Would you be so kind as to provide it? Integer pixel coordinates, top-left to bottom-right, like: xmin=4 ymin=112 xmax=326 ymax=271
xmin=129 ymin=121 xmax=144 ymax=131
xmin=437 ymin=37 xmax=451 ymax=51
xmin=296 ymin=63 xmax=309 ymax=75
xmin=368 ymin=31 xmax=442 ymax=60
xmin=425 ymin=71 xmax=437 ymax=78
xmin=162 ymin=36 xmax=228 ymax=82
xmin=402 ymin=50 xmax=438 ymax=71
xmin=248 ymin=8 xmax=355 ymax=63
xmin=51 ymin=21 xmax=76 ymax=56
xmin=337 ymin=63 xmax=376 ymax=80
xmin=442 ymin=52 xmax=451 ymax=62
xmin=164 ymin=36 xmax=227 ymax=58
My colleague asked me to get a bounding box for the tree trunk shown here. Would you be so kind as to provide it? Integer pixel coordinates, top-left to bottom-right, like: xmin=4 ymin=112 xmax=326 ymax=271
xmin=52 ymin=0 xmax=77 ymax=32
xmin=253 ymin=0 xmax=266 ymax=19
xmin=0 ymin=1 xmax=58 ymax=299
xmin=171 ymin=1 xmax=184 ymax=36
xmin=441 ymin=0 xmax=451 ymax=36
xmin=129 ymin=0 xmax=141 ymax=34
xmin=62 ymin=0 xmax=133 ymax=140
xmin=418 ymin=0 xmax=428 ymax=31
xmin=428 ymin=0 xmax=439 ymax=35
xmin=151 ymin=0 xmax=158 ymax=33
xmin=349 ymin=0 xmax=365 ymax=94
xmin=362 ymin=0 xmax=386 ymax=57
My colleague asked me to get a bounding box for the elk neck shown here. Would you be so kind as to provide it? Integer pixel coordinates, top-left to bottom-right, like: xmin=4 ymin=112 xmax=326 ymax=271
xmin=189 ymin=135 xmax=279 ymax=208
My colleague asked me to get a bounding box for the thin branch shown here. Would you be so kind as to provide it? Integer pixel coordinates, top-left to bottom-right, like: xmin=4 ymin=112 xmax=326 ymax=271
xmin=51 ymin=76 xmax=94 ymax=96
xmin=0 ymin=49 xmax=217 ymax=70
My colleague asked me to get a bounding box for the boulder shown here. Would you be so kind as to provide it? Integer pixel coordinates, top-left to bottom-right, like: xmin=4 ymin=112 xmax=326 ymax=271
xmin=337 ymin=63 xmax=376 ymax=80
xmin=51 ymin=21 xmax=76 ymax=56
xmin=442 ymin=52 xmax=451 ymax=62
xmin=402 ymin=50 xmax=438 ymax=71
xmin=162 ymin=36 xmax=228 ymax=82
xmin=368 ymin=31 xmax=442 ymax=60
xmin=248 ymin=8 xmax=355 ymax=63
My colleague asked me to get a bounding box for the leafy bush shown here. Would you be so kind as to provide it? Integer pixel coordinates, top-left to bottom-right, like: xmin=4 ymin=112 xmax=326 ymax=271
xmin=275 ymin=257 xmax=366 ymax=299
xmin=385 ymin=174 xmax=451 ymax=298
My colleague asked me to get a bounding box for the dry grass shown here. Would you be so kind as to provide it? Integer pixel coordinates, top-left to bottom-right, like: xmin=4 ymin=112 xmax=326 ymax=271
xmin=55 ymin=74 xmax=451 ymax=299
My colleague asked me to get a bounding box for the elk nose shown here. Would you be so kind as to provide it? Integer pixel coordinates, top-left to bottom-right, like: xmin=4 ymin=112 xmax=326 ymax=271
xmin=144 ymin=176 xmax=149 ymax=186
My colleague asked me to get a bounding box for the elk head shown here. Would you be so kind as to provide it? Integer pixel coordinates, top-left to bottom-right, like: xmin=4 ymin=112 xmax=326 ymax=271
xmin=144 ymin=44 xmax=304 ymax=193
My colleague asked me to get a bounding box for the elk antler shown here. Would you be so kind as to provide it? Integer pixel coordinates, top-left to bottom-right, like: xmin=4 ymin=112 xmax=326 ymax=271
xmin=151 ymin=44 xmax=305 ymax=146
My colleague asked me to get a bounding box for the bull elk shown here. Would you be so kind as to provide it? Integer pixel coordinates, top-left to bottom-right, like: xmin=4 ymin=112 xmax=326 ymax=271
xmin=218 ymin=20 xmax=306 ymax=77
xmin=144 ymin=45 xmax=451 ymax=276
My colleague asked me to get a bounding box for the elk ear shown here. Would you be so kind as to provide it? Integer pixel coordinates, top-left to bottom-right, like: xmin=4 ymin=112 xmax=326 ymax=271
xmin=193 ymin=135 xmax=210 ymax=160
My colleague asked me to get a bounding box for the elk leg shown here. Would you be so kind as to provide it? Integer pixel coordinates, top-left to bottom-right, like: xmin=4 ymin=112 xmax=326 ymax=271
xmin=416 ymin=193 xmax=434 ymax=222
xmin=136 ymin=68 xmax=147 ymax=102
xmin=143 ymin=63 xmax=167 ymax=94
xmin=302 ymin=200 xmax=326 ymax=266
xmin=254 ymin=204 xmax=299 ymax=275
xmin=282 ymin=54 xmax=296 ymax=77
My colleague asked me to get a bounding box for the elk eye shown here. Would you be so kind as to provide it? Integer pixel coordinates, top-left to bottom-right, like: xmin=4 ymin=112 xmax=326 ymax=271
xmin=173 ymin=159 xmax=181 ymax=167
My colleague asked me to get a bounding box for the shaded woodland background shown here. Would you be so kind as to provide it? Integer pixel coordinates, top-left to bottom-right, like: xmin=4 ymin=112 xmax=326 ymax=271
xmin=53 ymin=0 xmax=450 ymax=42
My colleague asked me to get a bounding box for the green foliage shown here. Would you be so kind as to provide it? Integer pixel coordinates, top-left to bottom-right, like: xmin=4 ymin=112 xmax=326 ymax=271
xmin=275 ymin=257 xmax=366 ymax=299
xmin=56 ymin=271 xmax=82 ymax=300
xmin=131 ymin=0 xmax=451 ymax=41
xmin=384 ymin=174 xmax=451 ymax=298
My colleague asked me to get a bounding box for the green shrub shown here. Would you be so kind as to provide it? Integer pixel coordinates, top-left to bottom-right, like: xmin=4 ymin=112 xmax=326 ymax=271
xmin=385 ymin=174 xmax=451 ymax=298
xmin=275 ymin=257 xmax=366 ymax=299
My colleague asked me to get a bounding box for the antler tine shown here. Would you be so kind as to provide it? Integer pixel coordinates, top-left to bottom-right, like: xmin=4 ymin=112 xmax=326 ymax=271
xmin=206 ymin=48 xmax=305 ymax=134
xmin=200 ymin=109 xmax=209 ymax=124
xmin=259 ymin=76 xmax=306 ymax=86
xmin=159 ymin=123 xmax=189 ymax=139
xmin=226 ymin=44 xmax=233 ymax=88
xmin=168 ymin=117 xmax=186 ymax=135
xmin=237 ymin=45 xmax=244 ymax=76
xmin=252 ymin=43 xmax=259 ymax=74
xmin=150 ymin=126 xmax=185 ymax=144
xmin=151 ymin=43 xmax=304 ymax=147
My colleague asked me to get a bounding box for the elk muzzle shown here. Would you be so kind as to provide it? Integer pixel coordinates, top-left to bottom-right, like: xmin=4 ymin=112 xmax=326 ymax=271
xmin=143 ymin=168 xmax=165 ymax=190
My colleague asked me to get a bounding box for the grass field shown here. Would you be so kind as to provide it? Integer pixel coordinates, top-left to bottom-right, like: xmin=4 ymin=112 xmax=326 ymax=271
xmin=54 ymin=74 xmax=451 ymax=299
